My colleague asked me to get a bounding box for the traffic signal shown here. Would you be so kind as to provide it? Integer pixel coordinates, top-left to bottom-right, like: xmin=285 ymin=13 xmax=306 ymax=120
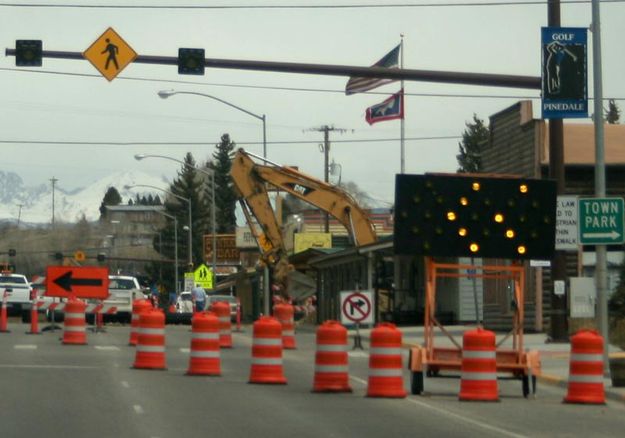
xmin=97 ymin=253 xmax=107 ymax=262
xmin=53 ymin=252 xmax=63 ymax=261
xmin=8 ymin=249 xmax=16 ymax=257
xmin=178 ymin=48 xmax=205 ymax=75
xmin=15 ymin=40 xmax=42 ymax=67
xmin=394 ymin=174 xmax=557 ymax=260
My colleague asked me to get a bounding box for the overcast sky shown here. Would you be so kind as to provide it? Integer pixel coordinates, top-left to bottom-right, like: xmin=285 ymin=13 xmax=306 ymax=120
xmin=1 ymin=0 xmax=624 ymax=207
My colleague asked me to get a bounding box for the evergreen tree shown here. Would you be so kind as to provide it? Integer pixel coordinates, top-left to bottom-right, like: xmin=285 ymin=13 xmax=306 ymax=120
xmin=606 ymin=99 xmax=621 ymax=124
xmin=128 ymin=198 xmax=134 ymax=205
xmin=154 ymin=195 xmax=162 ymax=205
xmin=456 ymin=114 xmax=489 ymax=173
xmin=211 ymin=134 xmax=238 ymax=233
xmin=99 ymin=186 xmax=122 ymax=219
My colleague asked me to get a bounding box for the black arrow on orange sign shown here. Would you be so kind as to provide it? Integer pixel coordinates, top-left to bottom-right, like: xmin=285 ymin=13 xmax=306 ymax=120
xmin=53 ymin=271 xmax=103 ymax=292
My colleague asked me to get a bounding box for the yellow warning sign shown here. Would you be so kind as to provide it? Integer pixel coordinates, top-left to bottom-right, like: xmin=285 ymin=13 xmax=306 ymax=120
xmin=193 ymin=263 xmax=213 ymax=290
xmin=83 ymin=27 xmax=137 ymax=81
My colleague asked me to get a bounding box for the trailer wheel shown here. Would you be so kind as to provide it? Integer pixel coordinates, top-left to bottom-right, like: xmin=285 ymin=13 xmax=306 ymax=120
xmin=522 ymin=375 xmax=530 ymax=398
xmin=410 ymin=371 xmax=424 ymax=395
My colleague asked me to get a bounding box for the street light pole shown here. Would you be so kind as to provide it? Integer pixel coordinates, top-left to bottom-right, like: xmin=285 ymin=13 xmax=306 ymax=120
xmin=154 ymin=209 xmax=178 ymax=294
xmin=134 ymin=154 xmax=217 ymax=289
xmin=156 ymin=89 xmax=270 ymax=316
xmin=124 ymin=184 xmax=193 ymax=270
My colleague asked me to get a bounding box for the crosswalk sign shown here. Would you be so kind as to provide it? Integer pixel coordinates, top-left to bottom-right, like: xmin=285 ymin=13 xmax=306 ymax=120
xmin=193 ymin=264 xmax=213 ymax=289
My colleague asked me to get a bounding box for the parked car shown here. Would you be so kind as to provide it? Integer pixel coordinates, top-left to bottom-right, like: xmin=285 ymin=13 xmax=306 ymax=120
xmin=86 ymin=275 xmax=145 ymax=323
xmin=0 ymin=272 xmax=33 ymax=321
xmin=171 ymin=291 xmax=193 ymax=324
xmin=207 ymin=294 xmax=238 ymax=321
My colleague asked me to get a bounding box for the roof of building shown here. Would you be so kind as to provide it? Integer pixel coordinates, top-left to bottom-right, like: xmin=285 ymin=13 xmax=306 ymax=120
xmin=105 ymin=205 xmax=165 ymax=212
xmin=540 ymin=123 xmax=625 ymax=165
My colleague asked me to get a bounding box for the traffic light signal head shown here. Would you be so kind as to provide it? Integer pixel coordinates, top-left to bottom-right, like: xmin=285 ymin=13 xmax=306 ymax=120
xmin=8 ymin=249 xmax=16 ymax=257
xmin=394 ymin=174 xmax=557 ymax=260
xmin=178 ymin=48 xmax=205 ymax=75
xmin=97 ymin=253 xmax=107 ymax=262
xmin=54 ymin=252 xmax=63 ymax=261
xmin=16 ymin=40 xmax=42 ymax=67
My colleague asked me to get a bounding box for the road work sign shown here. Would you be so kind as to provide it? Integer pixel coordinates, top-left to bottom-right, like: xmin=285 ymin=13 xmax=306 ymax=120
xmin=340 ymin=291 xmax=374 ymax=325
xmin=83 ymin=27 xmax=137 ymax=81
xmin=578 ymin=197 xmax=624 ymax=245
xmin=46 ymin=266 xmax=109 ymax=299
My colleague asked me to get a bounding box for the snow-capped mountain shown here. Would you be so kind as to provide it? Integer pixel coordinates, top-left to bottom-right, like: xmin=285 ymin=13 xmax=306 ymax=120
xmin=0 ymin=170 xmax=169 ymax=224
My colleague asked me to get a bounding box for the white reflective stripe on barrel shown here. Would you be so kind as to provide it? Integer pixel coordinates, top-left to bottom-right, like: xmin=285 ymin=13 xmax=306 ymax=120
xmin=316 ymin=344 xmax=347 ymax=352
xmin=139 ymin=328 xmax=165 ymax=335
xmin=63 ymin=326 xmax=85 ymax=332
xmin=461 ymin=372 xmax=498 ymax=381
xmin=570 ymin=354 xmax=603 ymax=362
xmin=192 ymin=332 xmax=219 ymax=340
xmin=64 ymin=313 xmax=84 ymax=319
xmin=315 ymin=365 xmax=349 ymax=373
xmin=369 ymin=368 xmax=403 ymax=377
xmin=253 ymin=338 xmax=282 ymax=346
xmin=568 ymin=374 xmax=604 ymax=383
xmin=251 ymin=357 xmax=282 ymax=365
xmin=370 ymin=347 xmax=402 ymax=356
xmin=462 ymin=350 xmax=496 ymax=359
xmin=190 ymin=350 xmax=220 ymax=358
xmin=136 ymin=345 xmax=165 ymax=353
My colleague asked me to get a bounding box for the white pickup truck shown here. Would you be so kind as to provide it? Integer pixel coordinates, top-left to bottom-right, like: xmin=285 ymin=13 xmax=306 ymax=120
xmin=86 ymin=275 xmax=146 ymax=323
xmin=0 ymin=273 xmax=33 ymax=322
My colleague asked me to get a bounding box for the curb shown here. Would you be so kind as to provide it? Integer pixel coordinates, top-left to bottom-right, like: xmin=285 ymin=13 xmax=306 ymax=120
xmin=535 ymin=372 xmax=625 ymax=404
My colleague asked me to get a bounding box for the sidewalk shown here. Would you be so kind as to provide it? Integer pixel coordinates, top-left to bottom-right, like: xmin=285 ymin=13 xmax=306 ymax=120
xmin=348 ymin=324 xmax=625 ymax=404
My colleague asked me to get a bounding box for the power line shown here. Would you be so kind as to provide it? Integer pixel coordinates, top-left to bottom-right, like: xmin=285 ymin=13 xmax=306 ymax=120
xmin=0 ymin=1 xmax=623 ymax=10
xmin=0 ymin=136 xmax=461 ymax=147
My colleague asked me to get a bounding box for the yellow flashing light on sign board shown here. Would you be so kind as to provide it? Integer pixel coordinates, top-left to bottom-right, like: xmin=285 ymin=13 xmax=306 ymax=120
xmin=83 ymin=27 xmax=137 ymax=81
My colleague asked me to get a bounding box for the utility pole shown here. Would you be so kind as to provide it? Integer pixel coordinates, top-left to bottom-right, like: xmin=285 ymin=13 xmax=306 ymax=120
xmin=547 ymin=0 xmax=568 ymax=343
xmin=310 ymin=125 xmax=349 ymax=233
xmin=16 ymin=204 xmax=23 ymax=228
xmin=50 ymin=177 xmax=58 ymax=229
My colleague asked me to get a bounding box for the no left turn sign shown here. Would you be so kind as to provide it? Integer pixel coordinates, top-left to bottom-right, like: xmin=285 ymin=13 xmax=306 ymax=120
xmin=340 ymin=291 xmax=374 ymax=325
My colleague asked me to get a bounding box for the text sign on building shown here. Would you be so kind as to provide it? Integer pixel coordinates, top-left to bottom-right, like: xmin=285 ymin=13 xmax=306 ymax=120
xmin=83 ymin=27 xmax=137 ymax=81
xmin=541 ymin=27 xmax=588 ymax=119
xmin=204 ymin=234 xmax=241 ymax=264
xmin=578 ymin=197 xmax=625 ymax=245
xmin=556 ymin=196 xmax=578 ymax=250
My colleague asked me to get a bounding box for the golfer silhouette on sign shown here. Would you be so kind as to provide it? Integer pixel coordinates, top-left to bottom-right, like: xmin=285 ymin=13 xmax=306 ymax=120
xmin=545 ymin=41 xmax=578 ymax=95
xmin=101 ymin=38 xmax=119 ymax=70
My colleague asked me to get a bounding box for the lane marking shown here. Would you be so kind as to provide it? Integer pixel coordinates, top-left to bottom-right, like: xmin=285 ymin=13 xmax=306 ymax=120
xmin=94 ymin=346 xmax=120 ymax=351
xmin=121 ymin=381 xmax=130 ymax=388
xmin=133 ymin=405 xmax=144 ymax=415
xmin=0 ymin=364 xmax=98 ymax=369
xmin=348 ymin=351 xmax=368 ymax=358
xmin=349 ymin=375 xmax=526 ymax=438
xmin=14 ymin=345 xmax=37 ymax=350
xmin=179 ymin=348 xmax=190 ymax=354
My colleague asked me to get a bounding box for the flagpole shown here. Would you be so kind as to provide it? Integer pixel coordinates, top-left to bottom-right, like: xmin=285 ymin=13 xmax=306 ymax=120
xmin=400 ymin=35 xmax=405 ymax=174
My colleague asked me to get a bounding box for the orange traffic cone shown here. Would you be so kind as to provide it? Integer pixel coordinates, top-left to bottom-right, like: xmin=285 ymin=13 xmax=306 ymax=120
xmin=62 ymin=298 xmax=87 ymax=345
xmin=249 ymin=316 xmax=287 ymax=384
xmin=0 ymin=291 xmax=9 ymax=333
xmin=211 ymin=301 xmax=233 ymax=348
xmin=133 ymin=308 xmax=167 ymax=370
xmin=187 ymin=312 xmax=221 ymax=376
xmin=27 ymin=301 xmax=40 ymax=335
xmin=313 ymin=320 xmax=352 ymax=393
xmin=564 ymin=330 xmax=605 ymax=404
xmin=129 ymin=299 xmax=152 ymax=346
xmin=274 ymin=303 xmax=296 ymax=349
xmin=459 ymin=328 xmax=499 ymax=401
xmin=366 ymin=323 xmax=406 ymax=398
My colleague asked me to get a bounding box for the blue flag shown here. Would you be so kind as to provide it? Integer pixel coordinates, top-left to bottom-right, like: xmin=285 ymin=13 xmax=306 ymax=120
xmin=365 ymin=89 xmax=404 ymax=125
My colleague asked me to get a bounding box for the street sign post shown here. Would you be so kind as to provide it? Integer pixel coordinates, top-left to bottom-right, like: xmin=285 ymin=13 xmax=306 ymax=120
xmin=578 ymin=197 xmax=625 ymax=245
xmin=83 ymin=27 xmax=137 ymax=81
xmin=45 ymin=266 xmax=109 ymax=299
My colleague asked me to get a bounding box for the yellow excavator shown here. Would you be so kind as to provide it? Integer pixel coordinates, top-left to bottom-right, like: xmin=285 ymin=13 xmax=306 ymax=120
xmin=230 ymin=148 xmax=377 ymax=299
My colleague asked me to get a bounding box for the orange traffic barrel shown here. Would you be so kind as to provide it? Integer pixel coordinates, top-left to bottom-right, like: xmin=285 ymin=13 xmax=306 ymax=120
xmin=366 ymin=323 xmax=406 ymax=398
xmin=129 ymin=299 xmax=153 ymax=346
xmin=459 ymin=327 xmax=499 ymax=401
xmin=62 ymin=298 xmax=87 ymax=345
xmin=210 ymin=301 xmax=233 ymax=348
xmin=274 ymin=303 xmax=296 ymax=349
xmin=564 ymin=329 xmax=605 ymax=404
xmin=313 ymin=320 xmax=352 ymax=393
xmin=249 ymin=316 xmax=287 ymax=384
xmin=187 ymin=311 xmax=221 ymax=376
xmin=133 ymin=308 xmax=167 ymax=370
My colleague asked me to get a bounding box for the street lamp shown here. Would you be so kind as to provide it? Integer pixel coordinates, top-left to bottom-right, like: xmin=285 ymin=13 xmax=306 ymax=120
xmin=134 ymin=154 xmax=216 ymax=288
xmin=124 ymin=184 xmax=193 ymax=270
xmin=156 ymin=89 xmax=270 ymax=315
xmin=153 ymin=209 xmax=179 ymax=294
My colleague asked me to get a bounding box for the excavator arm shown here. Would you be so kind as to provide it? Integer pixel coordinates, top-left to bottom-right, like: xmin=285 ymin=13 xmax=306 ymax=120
xmin=230 ymin=148 xmax=377 ymax=297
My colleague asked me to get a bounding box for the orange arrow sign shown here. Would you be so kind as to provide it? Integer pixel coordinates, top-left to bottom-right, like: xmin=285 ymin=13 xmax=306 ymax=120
xmin=46 ymin=266 xmax=110 ymax=299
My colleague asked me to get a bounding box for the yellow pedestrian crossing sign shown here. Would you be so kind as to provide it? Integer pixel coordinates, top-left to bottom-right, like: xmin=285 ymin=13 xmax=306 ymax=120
xmin=193 ymin=264 xmax=213 ymax=289
xmin=83 ymin=27 xmax=137 ymax=81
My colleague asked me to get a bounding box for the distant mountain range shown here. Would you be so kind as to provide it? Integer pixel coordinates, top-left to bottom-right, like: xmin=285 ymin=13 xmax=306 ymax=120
xmin=0 ymin=170 xmax=169 ymax=225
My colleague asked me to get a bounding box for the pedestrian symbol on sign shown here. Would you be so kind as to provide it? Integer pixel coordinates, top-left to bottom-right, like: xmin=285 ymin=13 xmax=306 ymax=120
xmin=83 ymin=27 xmax=137 ymax=81
xmin=101 ymin=38 xmax=119 ymax=70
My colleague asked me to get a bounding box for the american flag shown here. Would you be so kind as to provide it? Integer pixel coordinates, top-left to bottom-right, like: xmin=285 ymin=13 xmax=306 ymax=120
xmin=345 ymin=45 xmax=400 ymax=95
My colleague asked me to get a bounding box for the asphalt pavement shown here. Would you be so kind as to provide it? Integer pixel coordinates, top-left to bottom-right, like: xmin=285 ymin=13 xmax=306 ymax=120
xmin=341 ymin=323 xmax=625 ymax=404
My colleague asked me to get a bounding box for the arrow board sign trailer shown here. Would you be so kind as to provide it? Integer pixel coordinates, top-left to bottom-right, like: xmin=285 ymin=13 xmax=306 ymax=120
xmin=578 ymin=197 xmax=625 ymax=245
xmin=340 ymin=291 xmax=374 ymax=325
xmin=45 ymin=266 xmax=110 ymax=299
